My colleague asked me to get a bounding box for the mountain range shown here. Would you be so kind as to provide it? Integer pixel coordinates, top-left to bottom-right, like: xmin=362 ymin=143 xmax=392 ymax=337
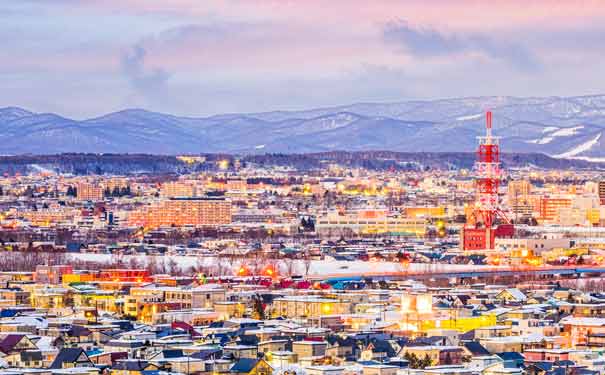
xmin=2 ymin=95 xmax=605 ymax=160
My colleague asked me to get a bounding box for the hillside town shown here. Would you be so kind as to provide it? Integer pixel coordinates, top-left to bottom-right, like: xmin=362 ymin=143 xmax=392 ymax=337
xmin=1 ymin=146 xmax=605 ymax=374
xmin=1 ymin=259 xmax=605 ymax=375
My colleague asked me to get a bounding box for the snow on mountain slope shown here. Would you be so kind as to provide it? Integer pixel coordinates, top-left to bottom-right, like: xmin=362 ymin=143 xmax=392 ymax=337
xmin=551 ymin=126 xmax=584 ymax=137
xmin=554 ymin=133 xmax=602 ymax=158
xmin=542 ymin=127 xmax=559 ymax=133
xmin=536 ymin=137 xmax=554 ymax=145
xmin=526 ymin=126 xmax=588 ymax=145
xmin=310 ymin=112 xmax=360 ymax=131
xmin=456 ymin=114 xmax=482 ymax=121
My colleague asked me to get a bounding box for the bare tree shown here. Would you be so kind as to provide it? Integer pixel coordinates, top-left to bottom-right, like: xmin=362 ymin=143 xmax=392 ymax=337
xmin=145 ymin=256 xmax=159 ymax=274
xmin=218 ymin=257 xmax=234 ymax=277
xmin=128 ymin=257 xmax=142 ymax=270
xmin=251 ymin=251 xmax=267 ymax=275
xmin=303 ymin=257 xmax=313 ymax=277
xmin=167 ymin=258 xmax=180 ymax=276
xmin=0 ymin=251 xmax=67 ymax=272
xmin=281 ymin=258 xmax=296 ymax=278
xmin=111 ymin=252 xmax=125 ymax=268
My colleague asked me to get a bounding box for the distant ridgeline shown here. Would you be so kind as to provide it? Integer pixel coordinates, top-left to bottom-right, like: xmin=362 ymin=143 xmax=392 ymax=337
xmin=0 ymin=152 xmax=601 ymax=175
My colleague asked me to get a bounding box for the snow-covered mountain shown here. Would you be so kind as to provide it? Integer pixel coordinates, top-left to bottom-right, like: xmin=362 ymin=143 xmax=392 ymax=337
xmin=2 ymin=95 xmax=605 ymax=158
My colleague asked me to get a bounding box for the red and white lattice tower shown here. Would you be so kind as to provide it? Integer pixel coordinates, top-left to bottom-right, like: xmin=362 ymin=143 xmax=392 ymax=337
xmin=474 ymin=111 xmax=500 ymax=228
xmin=462 ymin=111 xmax=510 ymax=251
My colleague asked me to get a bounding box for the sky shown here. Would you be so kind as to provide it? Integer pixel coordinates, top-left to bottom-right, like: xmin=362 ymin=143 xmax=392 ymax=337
xmin=1 ymin=0 xmax=605 ymax=119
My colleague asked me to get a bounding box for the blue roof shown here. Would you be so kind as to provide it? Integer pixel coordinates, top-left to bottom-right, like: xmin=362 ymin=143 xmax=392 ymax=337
xmin=86 ymin=348 xmax=103 ymax=356
xmin=497 ymin=352 xmax=525 ymax=361
xmin=230 ymin=358 xmax=259 ymax=373
xmin=325 ymin=276 xmax=363 ymax=283
xmin=162 ymin=349 xmax=184 ymax=358
xmin=357 ymin=360 xmax=381 ymax=366
xmin=0 ymin=309 xmax=19 ymax=318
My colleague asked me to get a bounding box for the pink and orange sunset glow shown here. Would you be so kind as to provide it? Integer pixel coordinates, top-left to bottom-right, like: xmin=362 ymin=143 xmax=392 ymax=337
xmin=2 ymin=1 xmax=604 ymax=117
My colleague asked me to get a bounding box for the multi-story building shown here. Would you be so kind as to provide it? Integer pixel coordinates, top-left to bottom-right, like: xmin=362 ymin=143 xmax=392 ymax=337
xmin=104 ymin=177 xmax=128 ymax=192
xmin=76 ymin=182 xmax=104 ymax=201
xmin=161 ymin=181 xmax=197 ymax=198
xmin=34 ymin=265 xmax=73 ymax=284
xmin=316 ymin=210 xmax=426 ymax=238
xmin=510 ymin=201 xmax=534 ymax=218
xmin=403 ymin=206 xmax=446 ymax=218
xmin=0 ymin=289 xmax=30 ymax=306
xmin=20 ymin=209 xmax=77 ymax=227
xmin=62 ymin=269 xmax=151 ymax=284
xmin=557 ymin=207 xmax=601 ymax=226
xmin=128 ymin=197 xmax=232 ymax=228
xmin=496 ymin=237 xmax=572 ymax=255
xmin=226 ymin=179 xmax=247 ymax=192
xmin=272 ymin=296 xmax=352 ymax=318
xmin=124 ymin=285 xmax=226 ymax=321
xmin=539 ymin=196 xmax=572 ymax=223
xmin=599 ymin=181 xmax=605 ymax=205
xmin=508 ymin=180 xmax=531 ymax=205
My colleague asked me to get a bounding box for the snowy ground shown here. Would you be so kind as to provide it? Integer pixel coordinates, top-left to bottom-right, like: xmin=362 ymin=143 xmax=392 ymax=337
xmin=67 ymin=253 xmax=485 ymax=277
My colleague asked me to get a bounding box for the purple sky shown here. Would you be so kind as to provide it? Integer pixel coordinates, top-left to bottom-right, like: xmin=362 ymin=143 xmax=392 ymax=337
xmin=1 ymin=0 xmax=604 ymax=118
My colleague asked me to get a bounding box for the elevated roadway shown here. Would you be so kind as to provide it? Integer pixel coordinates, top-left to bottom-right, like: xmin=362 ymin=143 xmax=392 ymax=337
xmin=309 ymin=265 xmax=605 ymax=283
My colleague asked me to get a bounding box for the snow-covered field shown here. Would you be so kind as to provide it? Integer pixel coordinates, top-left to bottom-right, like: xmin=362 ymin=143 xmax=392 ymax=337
xmin=67 ymin=253 xmax=485 ymax=277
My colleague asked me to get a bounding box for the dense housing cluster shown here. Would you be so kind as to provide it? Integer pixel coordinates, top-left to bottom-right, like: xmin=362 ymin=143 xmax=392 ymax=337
xmin=1 ymin=155 xmax=605 ymax=374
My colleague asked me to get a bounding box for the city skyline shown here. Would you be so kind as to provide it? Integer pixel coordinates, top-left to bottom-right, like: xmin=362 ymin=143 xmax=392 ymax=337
xmin=2 ymin=1 xmax=605 ymax=118
xmin=3 ymin=3 xmax=605 ymax=374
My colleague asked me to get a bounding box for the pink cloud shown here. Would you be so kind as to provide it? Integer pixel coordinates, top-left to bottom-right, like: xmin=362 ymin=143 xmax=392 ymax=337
xmin=4 ymin=0 xmax=605 ymax=118
xmin=75 ymin=0 xmax=605 ymax=32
